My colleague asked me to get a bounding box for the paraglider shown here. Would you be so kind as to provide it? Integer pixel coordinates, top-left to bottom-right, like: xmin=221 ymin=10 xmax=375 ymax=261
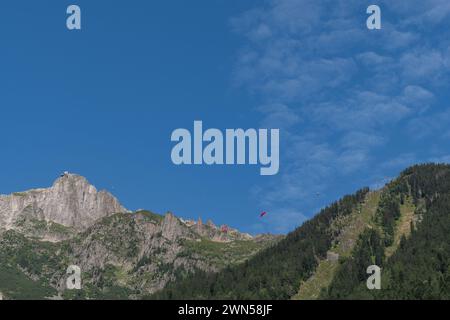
xmin=260 ymin=211 xmax=267 ymax=218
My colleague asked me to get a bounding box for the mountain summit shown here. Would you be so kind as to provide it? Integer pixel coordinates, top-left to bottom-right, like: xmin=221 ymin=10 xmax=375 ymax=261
xmin=0 ymin=172 xmax=126 ymax=232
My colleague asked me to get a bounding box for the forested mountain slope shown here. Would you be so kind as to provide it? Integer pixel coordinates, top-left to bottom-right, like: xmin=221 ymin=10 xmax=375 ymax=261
xmin=152 ymin=164 xmax=450 ymax=300
xmin=322 ymin=164 xmax=450 ymax=299
xmin=150 ymin=188 xmax=370 ymax=299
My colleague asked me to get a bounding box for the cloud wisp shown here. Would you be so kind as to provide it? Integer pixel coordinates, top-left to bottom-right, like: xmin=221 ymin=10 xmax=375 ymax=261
xmin=232 ymin=0 xmax=450 ymax=233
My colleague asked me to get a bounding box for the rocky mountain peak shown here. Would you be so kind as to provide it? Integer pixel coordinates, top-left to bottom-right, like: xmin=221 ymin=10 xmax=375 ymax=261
xmin=52 ymin=172 xmax=94 ymax=190
xmin=0 ymin=172 xmax=127 ymax=231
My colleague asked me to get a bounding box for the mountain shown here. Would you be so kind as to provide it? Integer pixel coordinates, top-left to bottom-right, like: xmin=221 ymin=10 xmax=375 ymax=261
xmin=0 ymin=173 xmax=280 ymax=299
xmin=0 ymin=173 xmax=126 ymax=236
xmin=2 ymin=164 xmax=450 ymax=300
xmin=151 ymin=164 xmax=450 ymax=300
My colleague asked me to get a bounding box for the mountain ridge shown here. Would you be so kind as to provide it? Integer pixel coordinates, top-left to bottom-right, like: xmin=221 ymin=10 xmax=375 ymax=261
xmin=0 ymin=172 xmax=280 ymax=299
xmin=2 ymin=164 xmax=449 ymax=300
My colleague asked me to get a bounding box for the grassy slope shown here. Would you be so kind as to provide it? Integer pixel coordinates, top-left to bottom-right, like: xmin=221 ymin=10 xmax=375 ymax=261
xmin=181 ymin=237 xmax=279 ymax=269
xmin=384 ymin=197 xmax=416 ymax=258
xmin=0 ymin=231 xmax=60 ymax=299
xmin=293 ymin=191 xmax=381 ymax=300
xmin=294 ymin=191 xmax=418 ymax=300
xmin=0 ymin=264 xmax=56 ymax=300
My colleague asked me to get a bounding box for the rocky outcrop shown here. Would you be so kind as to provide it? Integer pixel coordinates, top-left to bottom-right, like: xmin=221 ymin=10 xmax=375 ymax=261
xmin=161 ymin=212 xmax=192 ymax=241
xmin=0 ymin=173 xmax=126 ymax=231
xmin=188 ymin=220 xmax=253 ymax=242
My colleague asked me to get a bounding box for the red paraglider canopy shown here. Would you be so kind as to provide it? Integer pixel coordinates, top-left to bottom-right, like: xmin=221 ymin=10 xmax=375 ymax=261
xmin=260 ymin=211 xmax=267 ymax=218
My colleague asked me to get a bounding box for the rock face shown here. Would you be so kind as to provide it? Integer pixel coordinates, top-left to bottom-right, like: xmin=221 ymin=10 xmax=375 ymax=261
xmin=0 ymin=173 xmax=126 ymax=231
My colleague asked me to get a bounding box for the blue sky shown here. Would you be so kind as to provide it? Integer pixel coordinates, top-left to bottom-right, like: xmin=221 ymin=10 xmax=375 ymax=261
xmin=1 ymin=0 xmax=450 ymax=234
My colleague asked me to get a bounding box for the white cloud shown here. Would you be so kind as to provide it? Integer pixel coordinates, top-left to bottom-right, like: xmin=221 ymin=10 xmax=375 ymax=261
xmin=257 ymin=103 xmax=301 ymax=130
xmin=400 ymin=49 xmax=450 ymax=84
xmin=340 ymin=131 xmax=386 ymax=149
